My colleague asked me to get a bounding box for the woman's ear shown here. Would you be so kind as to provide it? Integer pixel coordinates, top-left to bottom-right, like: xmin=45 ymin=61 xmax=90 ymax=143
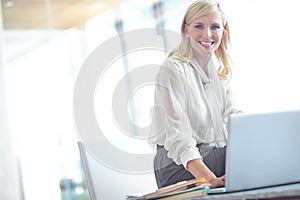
xmin=184 ymin=24 xmax=189 ymax=37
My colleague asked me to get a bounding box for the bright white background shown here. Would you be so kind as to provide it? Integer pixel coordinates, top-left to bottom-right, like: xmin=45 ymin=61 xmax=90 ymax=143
xmin=2 ymin=0 xmax=300 ymax=199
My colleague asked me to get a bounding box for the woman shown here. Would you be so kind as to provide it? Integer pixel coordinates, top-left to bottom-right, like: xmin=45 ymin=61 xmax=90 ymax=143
xmin=149 ymin=0 xmax=241 ymax=189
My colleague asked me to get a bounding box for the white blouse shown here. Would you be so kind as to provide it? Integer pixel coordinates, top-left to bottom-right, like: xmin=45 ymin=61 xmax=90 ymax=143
xmin=149 ymin=57 xmax=241 ymax=168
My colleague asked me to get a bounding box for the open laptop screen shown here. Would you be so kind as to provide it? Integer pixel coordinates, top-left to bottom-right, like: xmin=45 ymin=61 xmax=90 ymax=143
xmin=224 ymin=110 xmax=300 ymax=192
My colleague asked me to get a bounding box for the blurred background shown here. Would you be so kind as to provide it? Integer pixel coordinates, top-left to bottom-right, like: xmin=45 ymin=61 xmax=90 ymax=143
xmin=1 ymin=0 xmax=300 ymax=199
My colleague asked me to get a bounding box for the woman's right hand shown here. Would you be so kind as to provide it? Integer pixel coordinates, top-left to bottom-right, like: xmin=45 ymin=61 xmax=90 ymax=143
xmin=209 ymin=175 xmax=226 ymax=188
xmin=187 ymin=159 xmax=226 ymax=188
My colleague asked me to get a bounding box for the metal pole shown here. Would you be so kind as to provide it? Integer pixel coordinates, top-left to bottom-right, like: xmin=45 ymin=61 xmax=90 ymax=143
xmin=115 ymin=18 xmax=137 ymax=136
xmin=45 ymin=0 xmax=53 ymax=29
xmin=153 ymin=0 xmax=168 ymax=52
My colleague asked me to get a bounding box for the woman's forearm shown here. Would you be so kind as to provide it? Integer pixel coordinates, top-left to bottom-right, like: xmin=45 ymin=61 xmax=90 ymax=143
xmin=187 ymin=158 xmax=225 ymax=188
xmin=186 ymin=158 xmax=217 ymax=181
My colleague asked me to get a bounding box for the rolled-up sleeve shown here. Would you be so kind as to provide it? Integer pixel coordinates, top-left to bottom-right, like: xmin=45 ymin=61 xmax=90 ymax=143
xmin=152 ymin=60 xmax=201 ymax=167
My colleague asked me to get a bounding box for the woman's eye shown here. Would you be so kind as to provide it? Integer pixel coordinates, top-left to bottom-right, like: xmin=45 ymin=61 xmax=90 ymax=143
xmin=195 ymin=24 xmax=204 ymax=29
xmin=211 ymin=25 xmax=220 ymax=30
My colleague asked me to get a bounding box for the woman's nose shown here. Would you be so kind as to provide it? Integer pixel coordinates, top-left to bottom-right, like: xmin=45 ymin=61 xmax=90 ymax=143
xmin=203 ymin=28 xmax=212 ymax=38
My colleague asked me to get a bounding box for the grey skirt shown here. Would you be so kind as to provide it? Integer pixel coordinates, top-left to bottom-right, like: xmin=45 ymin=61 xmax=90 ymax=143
xmin=154 ymin=144 xmax=226 ymax=188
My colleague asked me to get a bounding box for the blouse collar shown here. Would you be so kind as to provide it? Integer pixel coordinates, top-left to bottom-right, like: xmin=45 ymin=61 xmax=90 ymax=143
xmin=190 ymin=57 xmax=219 ymax=83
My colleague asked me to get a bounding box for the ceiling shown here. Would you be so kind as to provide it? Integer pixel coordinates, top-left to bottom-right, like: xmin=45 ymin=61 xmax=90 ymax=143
xmin=1 ymin=0 xmax=125 ymax=29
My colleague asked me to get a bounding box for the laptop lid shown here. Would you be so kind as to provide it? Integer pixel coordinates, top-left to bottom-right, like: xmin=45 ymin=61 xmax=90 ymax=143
xmin=225 ymin=109 xmax=300 ymax=192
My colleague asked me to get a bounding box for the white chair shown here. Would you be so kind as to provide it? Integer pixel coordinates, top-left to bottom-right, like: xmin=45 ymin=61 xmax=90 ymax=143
xmin=78 ymin=141 xmax=157 ymax=200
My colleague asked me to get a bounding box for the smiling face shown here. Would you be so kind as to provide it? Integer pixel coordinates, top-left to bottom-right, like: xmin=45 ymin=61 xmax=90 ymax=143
xmin=184 ymin=11 xmax=224 ymax=60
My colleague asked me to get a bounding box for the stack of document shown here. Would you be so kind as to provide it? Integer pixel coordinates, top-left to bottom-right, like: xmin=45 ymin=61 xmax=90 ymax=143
xmin=126 ymin=178 xmax=210 ymax=200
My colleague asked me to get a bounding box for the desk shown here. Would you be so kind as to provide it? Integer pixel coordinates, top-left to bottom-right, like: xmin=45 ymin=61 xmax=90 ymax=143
xmin=188 ymin=183 xmax=300 ymax=200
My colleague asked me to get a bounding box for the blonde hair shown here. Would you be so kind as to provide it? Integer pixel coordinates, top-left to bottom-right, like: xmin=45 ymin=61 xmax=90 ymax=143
xmin=169 ymin=0 xmax=232 ymax=80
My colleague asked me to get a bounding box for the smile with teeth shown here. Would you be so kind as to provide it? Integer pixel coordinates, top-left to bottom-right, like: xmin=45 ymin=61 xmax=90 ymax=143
xmin=199 ymin=41 xmax=214 ymax=46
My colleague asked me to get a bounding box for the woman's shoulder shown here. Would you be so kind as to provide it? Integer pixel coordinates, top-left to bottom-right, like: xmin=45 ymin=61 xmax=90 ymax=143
xmin=156 ymin=57 xmax=190 ymax=81
xmin=161 ymin=57 xmax=190 ymax=73
xmin=164 ymin=56 xmax=189 ymax=65
xmin=155 ymin=58 xmax=191 ymax=88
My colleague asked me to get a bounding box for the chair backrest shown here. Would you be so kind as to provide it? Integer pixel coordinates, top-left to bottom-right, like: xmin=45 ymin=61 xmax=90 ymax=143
xmin=78 ymin=142 xmax=98 ymax=200
xmin=78 ymin=141 xmax=157 ymax=200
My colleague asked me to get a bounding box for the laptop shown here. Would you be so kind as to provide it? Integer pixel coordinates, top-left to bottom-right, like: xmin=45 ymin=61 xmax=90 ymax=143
xmin=208 ymin=109 xmax=300 ymax=194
